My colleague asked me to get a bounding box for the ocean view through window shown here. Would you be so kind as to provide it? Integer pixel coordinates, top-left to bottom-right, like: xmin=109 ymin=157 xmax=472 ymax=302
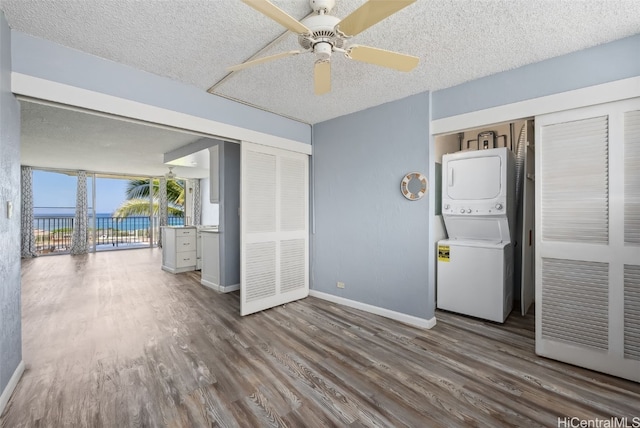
xmin=32 ymin=170 xmax=184 ymax=255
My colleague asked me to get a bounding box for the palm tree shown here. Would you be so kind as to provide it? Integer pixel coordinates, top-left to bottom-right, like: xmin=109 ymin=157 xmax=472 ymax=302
xmin=113 ymin=178 xmax=185 ymax=218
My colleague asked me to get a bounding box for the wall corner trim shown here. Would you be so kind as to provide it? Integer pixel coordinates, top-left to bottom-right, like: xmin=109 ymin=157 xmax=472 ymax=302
xmin=0 ymin=360 xmax=25 ymax=417
xmin=309 ymin=290 xmax=437 ymax=329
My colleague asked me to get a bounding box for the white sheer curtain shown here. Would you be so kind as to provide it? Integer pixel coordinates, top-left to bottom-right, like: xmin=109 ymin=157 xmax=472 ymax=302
xmin=70 ymin=171 xmax=89 ymax=255
xmin=192 ymin=179 xmax=201 ymax=225
xmin=158 ymin=176 xmax=168 ymax=248
xmin=21 ymin=166 xmax=38 ymax=258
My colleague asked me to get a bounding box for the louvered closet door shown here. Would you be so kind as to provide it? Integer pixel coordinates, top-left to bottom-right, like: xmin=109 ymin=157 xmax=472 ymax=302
xmin=240 ymin=142 xmax=309 ymax=316
xmin=535 ymin=97 xmax=640 ymax=382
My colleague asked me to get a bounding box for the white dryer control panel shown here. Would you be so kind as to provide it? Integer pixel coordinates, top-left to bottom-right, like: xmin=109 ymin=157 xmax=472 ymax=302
xmin=442 ymin=201 xmax=507 ymax=216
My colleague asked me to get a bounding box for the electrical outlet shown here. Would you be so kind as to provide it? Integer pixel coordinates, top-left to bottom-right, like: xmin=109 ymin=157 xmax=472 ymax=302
xmin=337 ymin=281 xmax=345 ymax=289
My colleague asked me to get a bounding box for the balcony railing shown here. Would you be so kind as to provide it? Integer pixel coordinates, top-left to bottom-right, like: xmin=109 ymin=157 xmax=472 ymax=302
xmin=34 ymin=216 xmax=74 ymax=254
xmin=33 ymin=215 xmax=184 ymax=255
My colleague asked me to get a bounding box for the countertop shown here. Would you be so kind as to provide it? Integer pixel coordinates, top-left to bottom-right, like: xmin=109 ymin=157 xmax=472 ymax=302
xmin=200 ymin=228 xmax=220 ymax=233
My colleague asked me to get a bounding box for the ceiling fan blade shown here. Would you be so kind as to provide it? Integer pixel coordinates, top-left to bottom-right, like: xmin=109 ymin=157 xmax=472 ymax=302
xmin=314 ymin=61 xmax=331 ymax=95
xmin=241 ymin=0 xmax=311 ymax=34
xmin=347 ymin=45 xmax=419 ymax=71
xmin=227 ymin=50 xmax=301 ymax=72
xmin=336 ymin=0 xmax=416 ymax=37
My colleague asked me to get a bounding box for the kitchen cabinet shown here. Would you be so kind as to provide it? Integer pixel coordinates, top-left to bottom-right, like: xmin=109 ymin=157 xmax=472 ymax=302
xmin=161 ymin=226 xmax=197 ymax=274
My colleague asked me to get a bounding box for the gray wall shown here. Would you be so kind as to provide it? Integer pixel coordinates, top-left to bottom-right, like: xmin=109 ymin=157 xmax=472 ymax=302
xmin=0 ymin=10 xmax=22 ymax=398
xmin=11 ymin=31 xmax=311 ymax=145
xmin=220 ymin=142 xmax=240 ymax=287
xmin=312 ymin=93 xmax=432 ymax=320
xmin=432 ymin=34 xmax=640 ymax=119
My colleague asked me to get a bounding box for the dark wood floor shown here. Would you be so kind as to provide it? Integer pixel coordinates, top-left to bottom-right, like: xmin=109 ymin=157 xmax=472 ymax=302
xmin=1 ymin=249 xmax=638 ymax=427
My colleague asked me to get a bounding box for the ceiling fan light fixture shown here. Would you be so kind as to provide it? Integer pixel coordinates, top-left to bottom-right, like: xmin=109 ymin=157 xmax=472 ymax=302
xmin=165 ymin=166 xmax=176 ymax=180
xmin=314 ymin=41 xmax=333 ymax=61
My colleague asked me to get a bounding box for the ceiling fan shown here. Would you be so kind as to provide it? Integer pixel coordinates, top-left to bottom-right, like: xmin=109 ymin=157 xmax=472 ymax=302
xmin=165 ymin=167 xmax=176 ymax=180
xmin=229 ymin=0 xmax=419 ymax=95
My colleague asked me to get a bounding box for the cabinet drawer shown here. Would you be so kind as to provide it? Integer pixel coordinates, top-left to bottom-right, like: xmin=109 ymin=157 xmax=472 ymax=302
xmin=176 ymin=236 xmax=196 ymax=251
xmin=176 ymin=251 xmax=197 ymax=268
xmin=175 ymin=228 xmax=196 ymax=237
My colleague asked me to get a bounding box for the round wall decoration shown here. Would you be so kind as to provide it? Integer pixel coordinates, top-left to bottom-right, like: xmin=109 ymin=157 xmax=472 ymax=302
xmin=401 ymin=172 xmax=428 ymax=200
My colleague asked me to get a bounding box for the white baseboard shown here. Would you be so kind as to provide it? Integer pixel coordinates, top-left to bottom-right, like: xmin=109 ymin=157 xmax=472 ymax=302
xmin=309 ymin=290 xmax=437 ymax=329
xmin=0 ymin=360 xmax=25 ymax=417
xmin=220 ymin=283 xmax=240 ymax=293
xmin=161 ymin=265 xmax=195 ymax=274
xmin=201 ymin=279 xmax=239 ymax=293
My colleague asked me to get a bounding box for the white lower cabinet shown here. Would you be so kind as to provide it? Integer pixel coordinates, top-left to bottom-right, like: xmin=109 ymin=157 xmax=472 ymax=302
xmin=161 ymin=226 xmax=197 ymax=274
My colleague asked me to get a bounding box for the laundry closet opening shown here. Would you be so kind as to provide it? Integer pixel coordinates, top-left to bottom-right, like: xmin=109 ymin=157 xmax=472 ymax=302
xmin=433 ymin=119 xmax=536 ymax=322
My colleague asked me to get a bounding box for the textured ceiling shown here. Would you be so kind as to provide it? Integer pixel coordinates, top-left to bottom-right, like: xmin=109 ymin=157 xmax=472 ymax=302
xmin=20 ymin=101 xmax=211 ymax=178
xmin=2 ymin=0 xmax=639 ymax=124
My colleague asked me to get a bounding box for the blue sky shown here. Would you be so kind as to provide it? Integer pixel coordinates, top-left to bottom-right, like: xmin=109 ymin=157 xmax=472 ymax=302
xmin=33 ymin=170 xmax=129 ymax=214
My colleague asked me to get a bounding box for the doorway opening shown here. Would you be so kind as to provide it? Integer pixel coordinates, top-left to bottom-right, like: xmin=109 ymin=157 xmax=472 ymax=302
xmin=433 ymin=118 xmax=536 ymax=319
xmin=32 ymin=169 xmax=185 ymax=255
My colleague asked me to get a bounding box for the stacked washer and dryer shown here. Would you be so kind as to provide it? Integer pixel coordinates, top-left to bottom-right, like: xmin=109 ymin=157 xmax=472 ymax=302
xmin=437 ymin=147 xmax=516 ymax=323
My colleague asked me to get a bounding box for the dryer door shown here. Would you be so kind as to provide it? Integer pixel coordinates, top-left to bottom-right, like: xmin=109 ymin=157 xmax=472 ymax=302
xmin=446 ymin=156 xmax=502 ymax=200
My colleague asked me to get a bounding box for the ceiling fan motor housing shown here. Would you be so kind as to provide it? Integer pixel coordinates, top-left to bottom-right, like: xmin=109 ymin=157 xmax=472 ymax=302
xmin=298 ymin=14 xmax=344 ymax=54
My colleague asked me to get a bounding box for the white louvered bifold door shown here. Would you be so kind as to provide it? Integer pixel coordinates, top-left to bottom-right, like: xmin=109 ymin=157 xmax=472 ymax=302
xmin=535 ymin=97 xmax=640 ymax=382
xmin=240 ymin=142 xmax=309 ymax=316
